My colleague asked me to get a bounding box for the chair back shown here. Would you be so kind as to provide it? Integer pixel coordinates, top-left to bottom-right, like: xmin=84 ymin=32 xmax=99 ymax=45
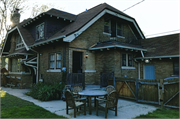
xmin=105 ymin=85 xmax=115 ymax=94
xmin=65 ymin=90 xmax=75 ymax=107
xmin=106 ymin=90 xmax=118 ymax=108
xmin=72 ymin=85 xmax=83 ymax=93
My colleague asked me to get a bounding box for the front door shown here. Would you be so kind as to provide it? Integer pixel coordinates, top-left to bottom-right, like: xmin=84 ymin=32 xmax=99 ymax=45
xmin=144 ymin=65 xmax=155 ymax=79
xmin=73 ymin=51 xmax=82 ymax=73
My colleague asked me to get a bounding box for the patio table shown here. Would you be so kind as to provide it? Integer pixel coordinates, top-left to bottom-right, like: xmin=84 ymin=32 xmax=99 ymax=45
xmin=78 ymin=90 xmax=107 ymax=115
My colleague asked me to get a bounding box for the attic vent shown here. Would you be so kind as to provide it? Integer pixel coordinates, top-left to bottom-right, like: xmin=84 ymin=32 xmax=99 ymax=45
xmin=61 ymin=29 xmax=65 ymax=33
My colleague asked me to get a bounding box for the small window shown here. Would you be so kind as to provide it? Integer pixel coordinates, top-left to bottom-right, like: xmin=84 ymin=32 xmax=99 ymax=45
xmin=49 ymin=53 xmax=61 ymax=70
xmin=36 ymin=23 xmax=44 ymax=41
xmin=104 ymin=20 xmax=111 ymax=33
xmin=16 ymin=35 xmax=24 ymax=49
xmin=11 ymin=58 xmax=22 ymax=72
xmin=117 ymin=23 xmax=123 ymax=36
xmin=122 ymin=54 xmax=133 ymax=67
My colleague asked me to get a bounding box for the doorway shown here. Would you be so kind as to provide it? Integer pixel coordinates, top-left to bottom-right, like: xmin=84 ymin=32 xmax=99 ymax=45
xmin=144 ymin=65 xmax=155 ymax=79
xmin=73 ymin=51 xmax=83 ymax=73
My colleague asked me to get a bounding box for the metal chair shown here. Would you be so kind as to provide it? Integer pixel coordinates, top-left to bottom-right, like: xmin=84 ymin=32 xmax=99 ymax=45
xmin=96 ymin=90 xmax=118 ymax=118
xmin=65 ymin=90 xmax=86 ymax=118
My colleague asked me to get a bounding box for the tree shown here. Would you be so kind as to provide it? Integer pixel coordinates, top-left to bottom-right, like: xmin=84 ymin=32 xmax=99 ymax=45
xmin=0 ymin=0 xmax=28 ymax=43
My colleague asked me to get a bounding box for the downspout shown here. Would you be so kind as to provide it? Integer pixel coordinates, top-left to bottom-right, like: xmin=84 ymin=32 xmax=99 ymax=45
xmin=21 ymin=55 xmax=37 ymax=74
xmin=29 ymin=48 xmax=39 ymax=84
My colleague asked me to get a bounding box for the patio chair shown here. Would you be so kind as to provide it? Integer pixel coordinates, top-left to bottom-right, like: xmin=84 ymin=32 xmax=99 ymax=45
xmin=65 ymin=90 xmax=86 ymax=118
xmin=99 ymin=85 xmax=116 ymax=100
xmin=96 ymin=90 xmax=118 ymax=118
xmin=72 ymin=85 xmax=83 ymax=99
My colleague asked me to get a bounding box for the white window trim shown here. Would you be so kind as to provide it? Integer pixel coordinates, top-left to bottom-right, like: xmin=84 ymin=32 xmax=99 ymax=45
xmin=84 ymin=70 xmax=96 ymax=72
xmin=117 ymin=35 xmax=125 ymax=39
xmin=9 ymin=71 xmax=31 ymax=75
xmin=49 ymin=52 xmax=61 ymax=70
xmin=104 ymin=20 xmax=111 ymax=34
xmin=47 ymin=69 xmax=61 ymax=72
xmin=36 ymin=22 xmax=45 ymax=41
xmin=121 ymin=66 xmax=135 ymax=69
xmin=122 ymin=53 xmax=133 ymax=67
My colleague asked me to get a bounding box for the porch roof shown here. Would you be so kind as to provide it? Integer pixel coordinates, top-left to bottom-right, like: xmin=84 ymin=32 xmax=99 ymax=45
xmin=89 ymin=41 xmax=147 ymax=51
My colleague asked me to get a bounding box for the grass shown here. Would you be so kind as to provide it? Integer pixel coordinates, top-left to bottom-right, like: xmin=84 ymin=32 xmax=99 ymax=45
xmin=1 ymin=90 xmax=67 ymax=118
xmin=136 ymin=108 xmax=179 ymax=118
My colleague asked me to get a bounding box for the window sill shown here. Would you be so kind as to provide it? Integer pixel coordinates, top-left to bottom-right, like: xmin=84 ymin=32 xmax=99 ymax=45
xmin=117 ymin=35 xmax=125 ymax=39
xmin=9 ymin=72 xmax=31 ymax=75
xmin=121 ymin=66 xmax=135 ymax=69
xmin=103 ymin=32 xmax=111 ymax=36
xmin=47 ymin=69 xmax=61 ymax=72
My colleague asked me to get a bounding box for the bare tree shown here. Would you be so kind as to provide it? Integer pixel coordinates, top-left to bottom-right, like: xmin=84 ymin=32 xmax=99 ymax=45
xmin=0 ymin=0 xmax=27 ymax=44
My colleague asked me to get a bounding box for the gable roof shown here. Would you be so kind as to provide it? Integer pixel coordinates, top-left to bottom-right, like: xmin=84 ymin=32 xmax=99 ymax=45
xmin=2 ymin=3 xmax=145 ymax=52
xmin=135 ymin=33 xmax=179 ymax=59
xmin=48 ymin=3 xmax=145 ymax=43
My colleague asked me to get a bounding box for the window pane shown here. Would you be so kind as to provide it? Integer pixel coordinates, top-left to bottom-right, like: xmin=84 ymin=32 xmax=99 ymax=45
xmin=128 ymin=54 xmax=133 ymax=66
xmin=104 ymin=20 xmax=110 ymax=33
xmin=50 ymin=54 xmax=55 ymax=61
xmin=50 ymin=62 xmax=54 ymax=68
xmin=56 ymin=53 xmax=61 ymax=60
xmin=56 ymin=61 xmax=61 ymax=69
xmin=122 ymin=54 xmax=126 ymax=66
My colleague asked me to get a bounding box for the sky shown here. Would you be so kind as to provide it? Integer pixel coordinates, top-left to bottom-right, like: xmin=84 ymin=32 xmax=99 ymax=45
xmin=21 ymin=0 xmax=180 ymax=38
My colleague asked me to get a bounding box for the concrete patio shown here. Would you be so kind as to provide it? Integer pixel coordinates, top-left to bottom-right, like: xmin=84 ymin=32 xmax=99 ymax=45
xmin=1 ymin=85 xmax=157 ymax=118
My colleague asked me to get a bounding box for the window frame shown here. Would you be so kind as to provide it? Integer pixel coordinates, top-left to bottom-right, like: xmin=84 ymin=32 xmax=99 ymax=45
xmin=104 ymin=19 xmax=111 ymax=34
xmin=173 ymin=59 xmax=179 ymax=75
xmin=11 ymin=58 xmax=22 ymax=72
xmin=116 ymin=22 xmax=123 ymax=37
xmin=49 ymin=52 xmax=61 ymax=70
xmin=36 ymin=22 xmax=44 ymax=41
xmin=121 ymin=53 xmax=134 ymax=68
xmin=16 ymin=35 xmax=24 ymax=49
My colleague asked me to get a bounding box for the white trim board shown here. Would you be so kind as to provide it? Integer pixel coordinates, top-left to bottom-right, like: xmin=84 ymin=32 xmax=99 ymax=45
xmin=63 ymin=9 xmax=145 ymax=43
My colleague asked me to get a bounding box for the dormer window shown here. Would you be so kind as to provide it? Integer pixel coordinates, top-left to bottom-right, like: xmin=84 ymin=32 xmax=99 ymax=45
xmin=16 ymin=35 xmax=24 ymax=49
xmin=117 ymin=23 xmax=123 ymax=36
xmin=104 ymin=20 xmax=111 ymax=34
xmin=36 ymin=23 xmax=44 ymax=41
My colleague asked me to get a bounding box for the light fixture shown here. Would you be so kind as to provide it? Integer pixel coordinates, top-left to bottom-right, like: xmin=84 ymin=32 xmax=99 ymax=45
xmin=85 ymin=54 xmax=88 ymax=58
xmin=145 ymin=59 xmax=150 ymax=63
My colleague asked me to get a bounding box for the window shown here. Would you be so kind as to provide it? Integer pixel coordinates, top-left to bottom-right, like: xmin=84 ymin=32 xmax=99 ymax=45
xmin=122 ymin=54 xmax=133 ymax=67
xmin=173 ymin=59 xmax=179 ymax=75
xmin=49 ymin=53 xmax=61 ymax=70
xmin=104 ymin=20 xmax=111 ymax=34
xmin=36 ymin=23 xmax=44 ymax=40
xmin=11 ymin=58 xmax=21 ymax=72
xmin=117 ymin=23 xmax=123 ymax=36
xmin=16 ymin=35 xmax=24 ymax=49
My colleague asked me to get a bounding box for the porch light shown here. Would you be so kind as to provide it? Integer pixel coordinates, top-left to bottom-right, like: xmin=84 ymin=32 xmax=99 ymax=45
xmin=145 ymin=59 xmax=150 ymax=63
xmin=85 ymin=54 xmax=88 ymax=58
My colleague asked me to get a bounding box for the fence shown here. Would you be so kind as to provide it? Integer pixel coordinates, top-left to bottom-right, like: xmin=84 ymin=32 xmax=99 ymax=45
xmin=66 ymin=73 xmax=85 ymax=89
xmin=108 ymin=77 xmax=179 ymax=108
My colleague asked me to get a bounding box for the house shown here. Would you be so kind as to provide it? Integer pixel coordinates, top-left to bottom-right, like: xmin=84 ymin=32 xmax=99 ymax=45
xmin=1 ymin=3 xmax=179 ymax=88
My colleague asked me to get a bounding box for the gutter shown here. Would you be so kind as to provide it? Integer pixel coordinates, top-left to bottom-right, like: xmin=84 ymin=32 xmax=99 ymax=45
xmin=28 ymin=35 xmax=66 ymax=49
xmin=135 ymin=55 xmax=180 ymax=60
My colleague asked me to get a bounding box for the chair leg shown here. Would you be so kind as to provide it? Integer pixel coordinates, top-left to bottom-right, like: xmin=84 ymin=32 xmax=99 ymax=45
xmin=115 ymin=106 xmax=117 ymax=116
xmin=96 ymin=100 xmax=98 ymax=116
xmin=84 ymin=104 xmax=86 ymax=115
xmin=66 ymin=104 xmax=68 ymax=114
xmin=105 ymin=108 xmax=107 ymax=118
xmin=74 ymin=107 xmax=76 ymax=118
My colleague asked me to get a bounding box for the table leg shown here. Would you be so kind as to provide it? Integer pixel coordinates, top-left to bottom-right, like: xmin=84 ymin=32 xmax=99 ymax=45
xmin=94 ymin=96 xmax=96 ymax=107
xmin=89 ymin=96 xmax=92 ymax=115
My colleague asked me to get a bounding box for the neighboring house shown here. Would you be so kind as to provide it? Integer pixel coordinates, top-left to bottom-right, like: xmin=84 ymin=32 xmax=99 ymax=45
xmin=0 ymin=3 xmax=179 ymax=88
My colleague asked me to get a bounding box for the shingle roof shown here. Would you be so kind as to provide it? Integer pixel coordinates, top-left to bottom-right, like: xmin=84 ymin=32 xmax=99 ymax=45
xmin=142 ymin=33 xmax=179 ymax=57
xmin=48 ymin=3 xmax=135 ymax=41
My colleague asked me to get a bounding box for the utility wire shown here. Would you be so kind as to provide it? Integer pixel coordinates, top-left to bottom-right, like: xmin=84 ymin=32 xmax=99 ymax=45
xmin=123 ymin=0 xmax=145 ymax=12
xmin=145 ymin=29 xmax=180 ymax=37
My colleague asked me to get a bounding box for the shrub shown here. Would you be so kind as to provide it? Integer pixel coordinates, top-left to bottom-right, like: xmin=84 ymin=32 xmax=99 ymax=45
xmin=26 ymin=83 xmax=65 ymax=101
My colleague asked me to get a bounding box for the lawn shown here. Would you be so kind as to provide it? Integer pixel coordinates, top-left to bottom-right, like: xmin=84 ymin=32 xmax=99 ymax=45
xmin=1 ymin=90 xmax=67 ymax=118
xmin=136 ymin=108 xmax=179 ymax=118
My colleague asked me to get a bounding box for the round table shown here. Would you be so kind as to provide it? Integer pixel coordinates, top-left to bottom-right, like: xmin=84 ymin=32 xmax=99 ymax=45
xmin=78 ymin=90 xmax=107 ymax=115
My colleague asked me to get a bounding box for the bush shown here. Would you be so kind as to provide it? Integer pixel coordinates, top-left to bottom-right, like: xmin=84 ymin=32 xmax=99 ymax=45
xmin=26 ymin=83 xmax=65 ymax=101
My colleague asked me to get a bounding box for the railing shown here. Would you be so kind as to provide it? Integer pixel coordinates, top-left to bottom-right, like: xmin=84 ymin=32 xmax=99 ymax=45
xmin=99 ymin=33 xmax=141 ymax=46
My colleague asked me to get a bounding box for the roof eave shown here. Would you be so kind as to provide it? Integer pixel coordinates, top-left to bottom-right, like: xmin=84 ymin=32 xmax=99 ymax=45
xmin=135 ymin=55 xmax=180 ymax=59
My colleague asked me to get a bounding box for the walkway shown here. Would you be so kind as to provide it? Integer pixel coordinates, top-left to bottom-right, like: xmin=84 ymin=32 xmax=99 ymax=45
xmin=1 ymin=85 xmax=157 ymax=118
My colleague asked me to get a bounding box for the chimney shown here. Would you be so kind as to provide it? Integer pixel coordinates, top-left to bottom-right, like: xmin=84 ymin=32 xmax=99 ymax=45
xmin=11 ymin=8 xmax=20 ymax=27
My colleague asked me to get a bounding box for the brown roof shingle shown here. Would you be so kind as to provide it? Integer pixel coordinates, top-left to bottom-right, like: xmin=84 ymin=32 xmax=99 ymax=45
xmin=142 ymin=33 xmax=179 ymax=57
